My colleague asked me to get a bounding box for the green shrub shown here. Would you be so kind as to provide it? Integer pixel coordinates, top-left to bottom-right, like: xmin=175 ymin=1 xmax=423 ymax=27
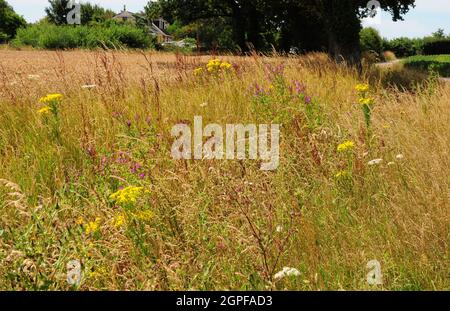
xmin=383 ymin=37 xmax=422 ymax=58
xmin=360 ymin=27 xmax=383 ymax=55
xmin=403 ymin=55 xmax=450 ymax=77
xmin=12 ymin=23 xmax=154 ymax=50
xmin=422 ymin=39 xmax=450 ymax=55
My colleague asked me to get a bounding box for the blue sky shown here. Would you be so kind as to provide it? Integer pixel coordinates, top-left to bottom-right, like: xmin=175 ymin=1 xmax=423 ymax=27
xmin=6 ymin=0 xmax=450 ymax=39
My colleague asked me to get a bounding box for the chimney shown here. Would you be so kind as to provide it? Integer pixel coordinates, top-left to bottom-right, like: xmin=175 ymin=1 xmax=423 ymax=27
xmin=123 ymin=5 xmax=126 ymax=12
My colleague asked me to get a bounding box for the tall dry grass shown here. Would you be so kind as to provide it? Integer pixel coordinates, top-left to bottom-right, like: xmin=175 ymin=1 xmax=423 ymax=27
xmin=0 ymin=50 xmax=448 ymax=290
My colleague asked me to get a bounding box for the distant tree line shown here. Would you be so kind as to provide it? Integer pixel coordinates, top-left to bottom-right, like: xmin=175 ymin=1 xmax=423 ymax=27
xmin=0 ymin=0 xmax=26 ymax=42
xmin=156 ymin=0 xmax=417 ymax=64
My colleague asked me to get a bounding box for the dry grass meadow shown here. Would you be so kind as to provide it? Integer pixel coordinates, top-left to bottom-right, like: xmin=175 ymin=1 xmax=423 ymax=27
xmin=0 ymin=49 xmax=448 ymax=290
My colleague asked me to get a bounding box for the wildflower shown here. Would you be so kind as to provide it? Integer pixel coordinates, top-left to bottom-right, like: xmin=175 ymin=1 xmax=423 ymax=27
xmin=387 ymin=162 xmax=395 ymax=166
xmin=355 ymin=83 xmax=369 ymax=93
xmin=207 ymin=59 xmax=222 ymax=73
xmin=75 ymin=217 xmax=84 ymax=225
xmin=337 ymin=140 xmax=355 ymax=153
xmin=305 ymin=95 xmax=312 ymax=104
xmin=81 ymin=84 xmax=96 ymax=89
xmin=335 ymin=170 xmax=350 ymax=179
xmin=38 ymin=106 xmax=51 ymax=115
xmin=135 ymin=210 xmax=154 ymax=222
xmin=109 ymin=186 xmax=144 ymax=205
xmin=276 ymin=225 xmax=283 ymax=233
xmin=206 ymin=59 xmax=232 ymax=73
xmin=396 ymin=154 xmax=404 ymax=160
xmin=193 ymin=67 xmax=204 ymax=76
xmin=28 ymin=74 xmax=40 ymax=80
xmin=292 ymin=80 xmax=306 ymax=94
xmin=358 ymin=97 xmax=374 ymax=106
xmin=85 ymin=218 xmax=101 ymax=235
xmin=274 ymin=267 xmax=301 ymax=280
xmin=39 ymin=93 xmax=63 ymax=104
xmin=113 ymin=214 xmax=126 ymax=228
xmin=368 ymin=158 xmax=383 ymax=166
xmin=220 ymin=61 xmax=232 ymax=71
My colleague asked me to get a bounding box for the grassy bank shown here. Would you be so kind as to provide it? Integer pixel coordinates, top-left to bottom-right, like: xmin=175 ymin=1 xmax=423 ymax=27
xmin=0 ymin=51 xmax=448 ymax=290
xmin=403 ymin=54 xmax=450 ymax=77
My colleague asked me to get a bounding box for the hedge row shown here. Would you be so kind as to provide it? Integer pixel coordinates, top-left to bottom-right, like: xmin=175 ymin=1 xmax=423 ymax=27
xmin=422 ymin=40 xmax=450 ymax=55
xmin=12 ymin=23 xmax=155 ymax=49
xmin=403 ymin=55 xmax=450 ymax=77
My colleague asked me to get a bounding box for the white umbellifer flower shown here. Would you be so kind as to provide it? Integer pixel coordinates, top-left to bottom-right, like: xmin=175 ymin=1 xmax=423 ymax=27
xmin=274 ymin=267 xmax=301 ymax=280
xmin=396 ymin=154 xmax=404 ymax=160
xmin=276 ymin=225 xmax=283 ymax=233
xmin=81 ymin=84 xmax=97 ymax=89
xmin=368 ymin=158 xmax=383 ymax=166
xmin=28 ymin=74 xmax=40 ymax=80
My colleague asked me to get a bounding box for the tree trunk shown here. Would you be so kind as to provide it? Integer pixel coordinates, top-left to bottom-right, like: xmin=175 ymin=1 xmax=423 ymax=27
xmin=323 ymin=0 xmax=362 ymax=68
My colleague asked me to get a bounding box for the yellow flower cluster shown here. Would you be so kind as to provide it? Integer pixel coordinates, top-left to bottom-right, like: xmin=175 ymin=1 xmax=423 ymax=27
xmin=38 ymin=106 xmax=51 ymax=115
xmin=135 ymin=210 xmax=154 ymax=222
xmin=39 ymin=93 xmax=63 ymax=104
xmin=358 ymin=97 xmax=374 ymax=106
xmin=113 ymin=214 xmax=126 ymax=228
xmin=337 ymin=140 xmax=355 ymax=153
xmin=85 ymin=217 xmax=101 ymax=235
xmin=109 ymin=186 xmax=143 ymax=205
xmin=355 ymin=84 xmax=374 ymax=107
xmin=335 ymin=170 xmax=350 ymax=179
xmin=355 ymin=84 xmax=369 ymax=93
xmin=193 ymin=59 xmax=233 ymax=76
xmin=193 ymin=67 xmax=204 ymax=76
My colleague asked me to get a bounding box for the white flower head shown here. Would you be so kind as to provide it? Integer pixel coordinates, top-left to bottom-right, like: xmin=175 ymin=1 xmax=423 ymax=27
xmin=368 ymin=158 xmax=383 ymax=166
xmin=276 ymin=225 xmax=283 ymax=233
xmin=274 ymin=267 xmax=301 ymax=280
xmin=396 ymin=154 xmax=404 ymax=160
xmin=28 ymin=74 xmax=40 ymax=80
xmin=81 ymin=84 xmax=97 ymax=89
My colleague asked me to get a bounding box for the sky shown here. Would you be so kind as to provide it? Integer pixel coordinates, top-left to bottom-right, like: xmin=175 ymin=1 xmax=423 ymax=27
xmin=6 ymin=0 xmax=450 ymax=39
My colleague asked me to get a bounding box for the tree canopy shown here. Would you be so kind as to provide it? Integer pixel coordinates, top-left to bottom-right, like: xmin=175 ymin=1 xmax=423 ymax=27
xmin=45 ymin=0 xmax=115 ymax=26
xmin=157 ymin=0 xmax=416 ymax=62
xmin=0 ymin=0 xmax=26 ymax=42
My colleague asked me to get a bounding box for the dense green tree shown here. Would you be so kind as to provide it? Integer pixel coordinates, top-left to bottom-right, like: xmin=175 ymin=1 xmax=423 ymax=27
xmin=45 ymin=0 xmax=115 ymax=25
xmin=360 ymin=27 xmax=383 ymax=54
xmin=157 ymin=0 xmax=416 ymax=64
xmin=0 ymin=0 xmax=27 ymax=42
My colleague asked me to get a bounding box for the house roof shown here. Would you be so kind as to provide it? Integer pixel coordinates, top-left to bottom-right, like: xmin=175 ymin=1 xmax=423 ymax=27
xmin=114 ymin=10 xmax=134 ymax=19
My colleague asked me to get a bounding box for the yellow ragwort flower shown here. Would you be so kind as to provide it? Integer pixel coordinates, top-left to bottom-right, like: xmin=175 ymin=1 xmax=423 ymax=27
xmin=38 ymin=106 xmax=51 ymax=115
xmin=85 ymin=217 xmax=101 ymax=235
xmin=220 ymin=61 xmax=232 ymax=71
xmin=358 ymin=97 xmax=374 ymax=106
xmin=39 ymin=93 xmax=63 ymax=104
xmin=109 ymin=186 xmax=143 ymax=205
xmin=337 ymin=140 xmax=355 ymax=153
xmin=193 ymin=67 xmax=204 ymax=76
xmin=335 ymin=170 xmax=350 ymax=179
xmin=355 ymin=84 xmax=369 ymax=93
xmin=135 ymin=210 xmax=154 ymax=222
xmin=113 ymin=214 xmax=126 ymax=228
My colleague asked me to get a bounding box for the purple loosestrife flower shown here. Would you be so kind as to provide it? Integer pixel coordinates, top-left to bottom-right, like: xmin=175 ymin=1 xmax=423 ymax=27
xmin=292 ymin=80 xmax=306 ymax=94
xmin=253 ymin=82 xmax=266 ymax=97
